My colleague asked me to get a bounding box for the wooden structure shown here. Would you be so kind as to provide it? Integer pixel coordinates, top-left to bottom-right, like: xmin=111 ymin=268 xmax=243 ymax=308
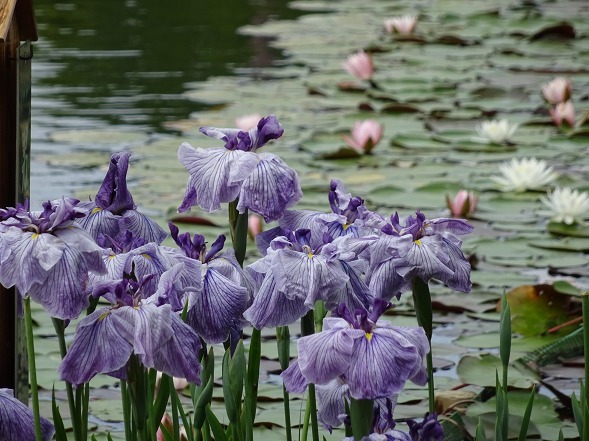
xmin=0 ymin=0 xmax=37 ymax=401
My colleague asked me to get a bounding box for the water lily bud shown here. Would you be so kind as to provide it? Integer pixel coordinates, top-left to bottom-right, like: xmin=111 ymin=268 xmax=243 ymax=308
xmin=248 ymin=214 xmax=263 ymax=238
xmin=343 ymin=120 xmax=383 ymax=154
xmin=446 ymin=190 xmax=478 ymax=218
xmin=550 ymin=101 xmax=575 ymax=127
xmin=542 ymin=77 xmax=572 ymax=104
xmin=342 ymin=51 xmax=373 ymax=81
xmin=235 ymin=113 xmax=263 ymax=131
xmin=384 ymin=15 xmax=418 ymax=35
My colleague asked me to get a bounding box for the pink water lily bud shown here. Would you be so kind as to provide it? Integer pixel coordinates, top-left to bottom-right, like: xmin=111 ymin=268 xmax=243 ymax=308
xmin=342 ymin=51 xmax=373 ymax=81
xmin=446 ymin=190 xmax=478 ymax=218
xmin=550 ymin=101 xmax=575 ymax=127
xmin=384 ymin=15 xmax=418 ymax=35
xmin=542 ymin=77 xmax=572 ymax=105
xmin=343 ymin=120 xmax=383 ymax=154
xmin=248 ymin=214 xmax=263 ymax=238
xmin=157 ymin=414 xmax=174 ymax=441
xmin=235 ymin=114 xmax=263 ymax=131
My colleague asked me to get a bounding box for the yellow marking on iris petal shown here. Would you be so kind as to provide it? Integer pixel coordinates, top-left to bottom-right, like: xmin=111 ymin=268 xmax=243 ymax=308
xmin=414 ymin=239 xmax=422 ymax=246
xmin=31 ymin=233 xmax=39 ymax=240
xmin=307 ymin=253 xmax=314 ymax=258
xmin=98 ymin=311 xmax=109 ymax=321
xmin=365 ymin=332 xmax=373 ymax=341
xmin=108 ymin=255 xmax=116 ymax=260
xmin=343 ymin=223 xmax=350 ymax=230
xmin=141 ymin=253 xmax=152 ymax=260
xmin=91 ymin=207 xmax=102 ymax=214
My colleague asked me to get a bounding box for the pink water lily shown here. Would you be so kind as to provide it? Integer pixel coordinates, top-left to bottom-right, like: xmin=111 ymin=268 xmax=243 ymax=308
xmin=384 ymin=15 xmax=418 ymax=35
xmin=342 ymin=51 xmax=373 ymax=81
xmin=542 ymin=77 xmax=572 ymax=105
xmin=235 ymin=113 xmax=263 ymax=131
xmin=446 ymin=190 xmax=478 ymax=218
xmin=550 ymin=101 xmax=575 ymax=127
xmin=343 ymin=120 xmax=383 ymax=154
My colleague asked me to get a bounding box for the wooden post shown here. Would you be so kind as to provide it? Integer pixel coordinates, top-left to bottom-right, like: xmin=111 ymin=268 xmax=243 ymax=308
xmin=0 ymin=0 xmax=37 ymax=402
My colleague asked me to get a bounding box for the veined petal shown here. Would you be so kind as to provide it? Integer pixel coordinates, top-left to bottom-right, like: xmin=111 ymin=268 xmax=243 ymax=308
xmin=367 ymin=259 xmax=406 ymax=300
xmin=440 ymin=236 xmax=472 ymax=292
xmin=28 ymin=245 xmax=91 ymax=320
xmin=297 ymin=328 xmax=359 ymax=385
xmin=243 ymin=272 xmax=310 ymax=328
xmin=346 ymin=328 xmax=427 ymax=399
xmin=187 ymin=266 xmax=248 ymax=344
xmin=116 ymin=304 xmax=173 ymax=368
xmin=122 ymin=210 xmax=167 ymax=244
xmin=59 ymin=307 xmax=134 ymax=386
xmin=316 ymin=379 xmax=350 ymax=430
xmin=281 ymin=360 xmax=308 ymax=394
xmin=153 ymin=313 xmax=202 ymax=384
xmin=0 ymin=229 xmax=62 ymax=294
xmin=273 ymin=250 xmax=349 ymax=306
xmin=77 ymin=208 xmax=125 ymax=241
xmin=237 ymin=153 xmax=302 ymax=222
xmin=178 ymin=143 xmax=253 ymax=212
xmin=0 ymin=388 xmax=55 ymax=441
xmin=326 ymin=260 xmax=373 ymax=311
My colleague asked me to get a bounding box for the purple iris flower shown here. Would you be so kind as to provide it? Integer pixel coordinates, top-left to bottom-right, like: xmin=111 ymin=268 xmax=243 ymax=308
xmin=368 ymin=211 xmax=473 ymax=300
xmin=169 ymin=222 xmax=252 ymax=344
xmin=407 ymin=413 xmax=444 ymax=441
xmin=92 ymin=231 xmax=177 ymax=300
xmin=59 ymin=264 xmax=201 ymax=386
xmin=243 ymin=229 xmax=371 ymax=329
xmin=178 ymin=115 xmax=302 ymax=222
xmin=0 ymin=198 xmax=106 ymax=319
xmin=0 ymin=388 xmax=55 ymax=441
xmin=282 ymin=299 xmax=428 ymax=400
xmin=78 ymin=152 xmax=167 ymax=244
xmin=256 ymin=179 xmax=383 ymax=251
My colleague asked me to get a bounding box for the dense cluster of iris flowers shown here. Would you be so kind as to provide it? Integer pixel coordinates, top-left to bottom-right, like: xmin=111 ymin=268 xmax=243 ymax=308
xmin=0 ymin=115 xmax=468 ymax=440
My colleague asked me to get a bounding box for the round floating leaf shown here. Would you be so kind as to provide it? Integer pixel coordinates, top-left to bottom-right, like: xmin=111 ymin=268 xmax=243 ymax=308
xmin=456 ymin=353 xmax=538 ymax=388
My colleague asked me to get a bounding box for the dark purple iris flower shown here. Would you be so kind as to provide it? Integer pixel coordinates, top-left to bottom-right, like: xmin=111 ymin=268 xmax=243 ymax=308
xmin=168 ymin=222 xmax=252 ymax=344
xmin=244 ymin=229 xmax=373 ymax=329
xmin=256 ymin=179 xmax=383 ymax=251
xmin=177 ymin=115 xmax=302 ymax=222
xmin=0 ymin=388 xmax=55 ymax=441
xmin=0 ymin=198 xmax=106 ymax=319
xmin=368 ymin=211 xmax=473 ymax=300
xmin=59 ymin=264 xmax=201 ymax=386
xmin=78 ymin=152 xmax=167 ymax=244
xmin=282 ymin=299 xmax=428 ymax=400
xmin=407 ymin=413 xmax=444 ymax=441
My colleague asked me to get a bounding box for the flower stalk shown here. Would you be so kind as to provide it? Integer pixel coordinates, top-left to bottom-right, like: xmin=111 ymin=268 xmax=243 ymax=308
xmin=24 ymin=296 xmax=43 ymax=441
xmin=412 ymin=278 xmax=435 ymax=414
xmin=349 ymin=398 xmax=374 ymax=441
xmin=300 ymin=310 xmax=319 ymax=441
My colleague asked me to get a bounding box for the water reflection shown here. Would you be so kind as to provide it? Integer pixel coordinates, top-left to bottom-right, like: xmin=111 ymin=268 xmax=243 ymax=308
xmin=33 ymin=0 xmax=303 ymax=131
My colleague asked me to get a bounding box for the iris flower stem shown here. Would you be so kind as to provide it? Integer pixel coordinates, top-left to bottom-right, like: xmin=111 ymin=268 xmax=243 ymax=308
xmin=276 ymin=326 xmax=292 ymax=441
xmin=583 ymin=293 xmax=589 ymax=441
xmin=349 ymin=398 xmax=373 ymax=441
xmin=23 ymin=296 xmax=43 ymax=441
xmin=121 ymin=380 xmax=133 ymax=441
xmin=300 ymin=310 xmax=320 ymax=441
xmin=129 ymin=355 xmax=149 ymax=441
xmin=412 ymin=278 xmax=435 ymax=415
xmin=228 ymin=200 xmax=248 ymax=267
xmin=52 ymin=317 xmax=81 ymax=441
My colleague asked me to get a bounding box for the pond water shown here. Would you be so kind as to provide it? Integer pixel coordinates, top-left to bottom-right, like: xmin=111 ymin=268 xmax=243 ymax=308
xmin=30 ymin=0 xmax=305 ymax=205
xmin=26 ymin=0 xmax=589 ymax=439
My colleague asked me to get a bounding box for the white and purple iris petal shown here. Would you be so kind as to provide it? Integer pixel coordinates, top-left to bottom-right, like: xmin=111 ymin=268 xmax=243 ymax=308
xmin=282 ymin=300 xmax=429 ymax=400
xmin=0 ymin=198 xmax=106 ymax=320
xmin=0 ymin=388 xmax=55 ymax=441
xmin=78 ymin=152 xmax=167 ymax=244
xmin=178 ymin=115 xmax=301 ymax=222
xmin=169 ymin=223 xmax=251 ymax=344
xmin=243 ymin=229 xmax=349 ymax=329
xmin=59 ymin=268 xmax=202 ymax=386
xmin=369 ymin=211 xmax=473 ymax=299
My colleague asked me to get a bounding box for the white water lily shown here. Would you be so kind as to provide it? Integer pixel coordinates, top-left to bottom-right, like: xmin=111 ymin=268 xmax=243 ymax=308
xmin=540 ymin=187 xmax=589 ymax=225
xmin=474 ymin=119 xmax=518 ymax=144
xmin=491 ymin=157 xmax=557 ymax=192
